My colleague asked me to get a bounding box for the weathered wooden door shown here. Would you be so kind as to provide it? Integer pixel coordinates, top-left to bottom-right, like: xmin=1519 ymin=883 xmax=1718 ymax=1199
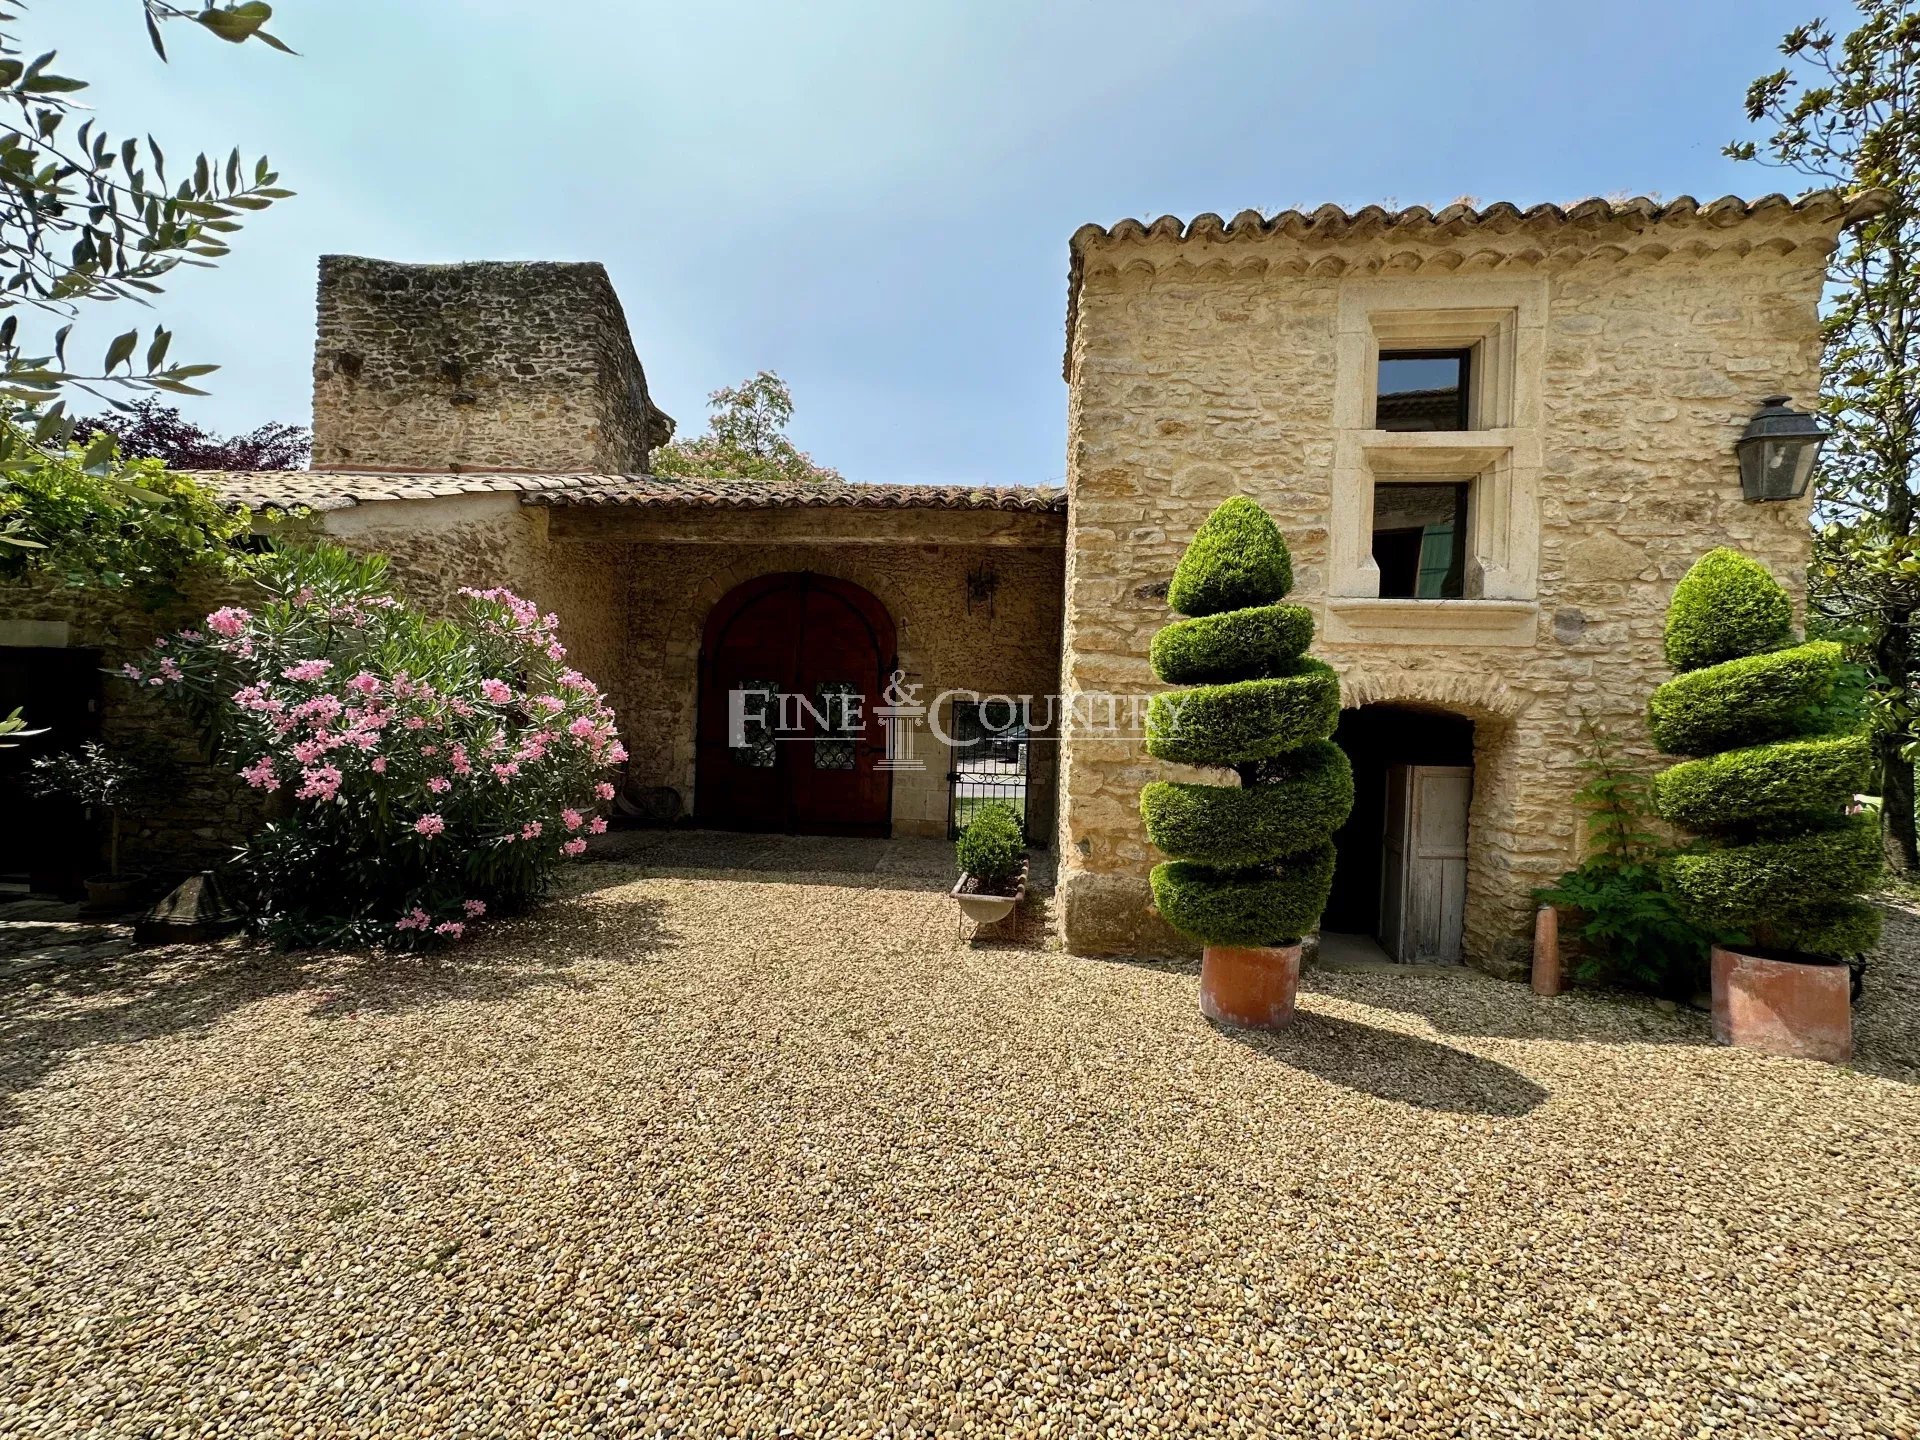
xmin=695 ymin=573 xmax=895 ymax=836
xmin=1380 ymin=763 xmax=1471 ymax=964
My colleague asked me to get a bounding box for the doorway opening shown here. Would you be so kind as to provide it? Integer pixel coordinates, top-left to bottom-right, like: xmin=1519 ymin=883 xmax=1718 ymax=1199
xmin=0 ymin=645 xmax=102 ymax=895
xmin=694 ymin=572 xmax=896 ymax=837
xmin=946 ymin=697 xmax=1032 ymax=842
xmin=1326 ymin=703 xmax=1474 ymax=965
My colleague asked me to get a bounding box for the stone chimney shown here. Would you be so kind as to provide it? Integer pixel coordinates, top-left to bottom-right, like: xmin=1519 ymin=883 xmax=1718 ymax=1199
xmin=310 ymin=255 xmax=674 ymax=473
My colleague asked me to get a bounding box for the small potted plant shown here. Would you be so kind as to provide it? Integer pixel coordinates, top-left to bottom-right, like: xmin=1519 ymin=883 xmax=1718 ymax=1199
xmin=951 ymin=801 xmax=1028 ymax=929
xmin=1650 ymin=548 xmax=1879 ymax=1062
xmin=1140 ymin=496 xmax=1352 ymax=1029
xmin=26 ymin=740 xmax=165 ymax=910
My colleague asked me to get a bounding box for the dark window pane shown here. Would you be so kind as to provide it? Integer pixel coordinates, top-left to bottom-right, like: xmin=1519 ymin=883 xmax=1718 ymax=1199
xmin=731 ymin=680 xmax=779 ymax=769
xmin=1372 ymin=483 xmax=1468 ymax=599
xmin=813 ymin=681 xmax=860 ymax=770
xmin=1377 ymin=349 xmax=1470 ymax=431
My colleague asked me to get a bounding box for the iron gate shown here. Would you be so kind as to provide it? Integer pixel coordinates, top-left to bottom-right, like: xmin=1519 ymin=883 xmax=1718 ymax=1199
xmin=946 ymin=698 xmax=1030 ymax=841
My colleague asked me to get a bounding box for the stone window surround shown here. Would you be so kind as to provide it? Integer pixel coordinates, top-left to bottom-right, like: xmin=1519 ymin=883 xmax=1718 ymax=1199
xmin=1327 ymin=276 xmax=1546 ymax=649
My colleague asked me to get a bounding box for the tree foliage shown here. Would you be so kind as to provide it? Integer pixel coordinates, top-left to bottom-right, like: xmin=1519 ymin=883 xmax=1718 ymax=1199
xmin=1535 ymin=718 xmax=1710 ymax=996
xmin=1729 ymin=3 xmax=1920 ymax=868
xmin=0 ymin=429 xmax=251 ymax=602
xmin=0 ymin=4 xmax=293 ymax=602
xmin=74 ymin=397 xmax=309 ymax=470
xmin=650 ymin=371 xmax=844 ymax=485
xmin=0 ymin=2 xmax=292 ymax=417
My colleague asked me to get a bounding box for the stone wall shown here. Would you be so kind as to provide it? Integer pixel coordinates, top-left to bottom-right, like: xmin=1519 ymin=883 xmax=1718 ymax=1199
xmin=322 ymin=494 xmax=545 ymax=607
xmin=311 ymin=256 xmax=672 ymax=473
xmin=1060 ymin=207 xmax=1840 ymax=970
xmin=321 ymin=496 xmax=631 ymax=723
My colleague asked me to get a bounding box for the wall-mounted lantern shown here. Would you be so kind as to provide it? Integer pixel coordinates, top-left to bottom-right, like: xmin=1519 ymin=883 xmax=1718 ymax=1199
xmin=1737 ymin=395 xmax=1827 ymax=502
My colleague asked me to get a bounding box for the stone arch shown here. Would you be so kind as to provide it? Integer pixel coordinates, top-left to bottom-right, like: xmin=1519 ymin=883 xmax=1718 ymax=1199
xmin=649 ymin=553 xmax=921 ymax=809
xmin=1330 ymin=664 xmax=1537 ymax=970
xmin=1336 ymin=663 xmax=1533 ymax=729
xmin=693 ymin=572 xmax=896 ymax=835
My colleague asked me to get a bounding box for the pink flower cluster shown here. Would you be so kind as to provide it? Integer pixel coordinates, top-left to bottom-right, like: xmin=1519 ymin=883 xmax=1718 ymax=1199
xmin=132 ymin=577 xmax=624 ymax=950
xmin=296 ymin=765 xmax=344 ymax=803
xmin=206 ymin=607 xmax=251 ymax=638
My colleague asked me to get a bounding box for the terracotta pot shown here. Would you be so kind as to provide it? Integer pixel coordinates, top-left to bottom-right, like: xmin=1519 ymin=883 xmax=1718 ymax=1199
xmin=1200 ymin=942 xmax=1301 ymax=1030
xmin=1710 ymin=944 xmax=1852 ymax=1064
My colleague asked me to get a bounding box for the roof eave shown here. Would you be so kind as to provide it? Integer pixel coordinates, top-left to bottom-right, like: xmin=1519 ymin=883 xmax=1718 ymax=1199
xmin=1062 ymin=188 xmax=1885 ymax=382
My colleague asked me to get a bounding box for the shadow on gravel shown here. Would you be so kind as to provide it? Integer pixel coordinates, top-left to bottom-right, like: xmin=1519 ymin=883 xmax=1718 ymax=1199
xmin=579 ymin=828 xmax=961 ymax=894
xmin=0 ymin=893 xmax=672 ymax=1127
xmin=1843 ymin=897 xmax=1920 ymax=1083
xmin=1313 ymin=973 xmax=1718 ymax=1048
xmin=1220 ymin=1010 xmax=1550 ymax=1116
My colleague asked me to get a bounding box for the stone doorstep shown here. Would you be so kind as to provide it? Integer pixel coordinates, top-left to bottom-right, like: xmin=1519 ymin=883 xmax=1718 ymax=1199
xmin=1313 ymin=957 xmax=1475 ymax=978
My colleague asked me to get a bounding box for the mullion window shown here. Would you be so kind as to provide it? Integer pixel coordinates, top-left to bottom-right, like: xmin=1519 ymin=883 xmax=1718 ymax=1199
xmin=1377 ymin=348 xmax=1472 ymax=432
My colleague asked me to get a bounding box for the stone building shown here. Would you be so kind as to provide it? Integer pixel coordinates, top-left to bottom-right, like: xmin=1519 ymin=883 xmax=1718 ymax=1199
xmin=0 ymin=192 xmax=1875 ymax=974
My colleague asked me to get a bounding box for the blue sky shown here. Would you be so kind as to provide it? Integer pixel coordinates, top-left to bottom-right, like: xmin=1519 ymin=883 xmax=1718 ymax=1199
xmin=49 ymin=0 xmax=1836 ymax=485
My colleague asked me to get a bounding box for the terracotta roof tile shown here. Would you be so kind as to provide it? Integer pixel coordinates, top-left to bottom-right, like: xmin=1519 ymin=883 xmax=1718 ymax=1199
xmin=1063 ymin=189 xmax=1891 ymax=379
xmin=197 ymin=470 xmax=1066 ymax=514
xmin=1069 ymin=190 xmax=1886 ymax=253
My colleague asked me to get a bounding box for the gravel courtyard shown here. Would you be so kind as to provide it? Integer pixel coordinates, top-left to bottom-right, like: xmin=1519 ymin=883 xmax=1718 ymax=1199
xmin=4 ymin=839 xmax=1919 ymax=1439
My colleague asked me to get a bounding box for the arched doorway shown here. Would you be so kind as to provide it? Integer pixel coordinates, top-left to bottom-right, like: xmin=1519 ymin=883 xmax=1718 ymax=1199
xmin=695 ymin=572 xmax=896 ymax=837
xmin=1327 ymin=703 xmax=1474 ymax=964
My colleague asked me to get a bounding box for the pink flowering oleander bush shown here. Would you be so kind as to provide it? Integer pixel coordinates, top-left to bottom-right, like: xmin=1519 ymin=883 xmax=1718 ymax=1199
xmin=126 ymin=544 xmax=624 ymax=949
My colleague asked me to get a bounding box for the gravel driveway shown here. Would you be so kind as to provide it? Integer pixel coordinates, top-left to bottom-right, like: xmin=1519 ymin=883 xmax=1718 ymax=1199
xmin=3 ymin=843 xmax=1919 ymax=1438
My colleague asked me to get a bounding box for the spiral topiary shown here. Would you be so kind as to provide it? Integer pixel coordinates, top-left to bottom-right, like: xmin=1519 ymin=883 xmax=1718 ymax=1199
xmin=1649 ymin=547 xmax=1880 ymax=958
xmin=1141 ymin=497 xmax=1353 ymax=946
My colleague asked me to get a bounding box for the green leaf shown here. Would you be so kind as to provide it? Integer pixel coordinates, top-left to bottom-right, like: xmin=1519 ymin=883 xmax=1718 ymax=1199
xmin=23 ymin=73 xmax=88 ymax=94
xmin=102 ymin=328 xmax=139 ymax=374
xmin=195 ymin=4 xmax=274 ymax=43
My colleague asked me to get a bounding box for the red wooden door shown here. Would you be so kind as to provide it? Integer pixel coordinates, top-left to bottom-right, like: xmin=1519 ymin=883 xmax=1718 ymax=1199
xmin=695 ymin=573 xmax=895 ymax=836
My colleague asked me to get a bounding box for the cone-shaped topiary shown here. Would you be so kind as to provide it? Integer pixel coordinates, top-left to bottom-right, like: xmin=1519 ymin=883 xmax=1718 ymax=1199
xmin=1650 ymin=549 xmax=1880 ymax=958
xmin=1166 ymin=496 xmax=1295 ymax=618
xmin=1662 ymin=547 xmax=1794 ymax=672
xmin=1141 ymin=497 xmax=1352 ymax=946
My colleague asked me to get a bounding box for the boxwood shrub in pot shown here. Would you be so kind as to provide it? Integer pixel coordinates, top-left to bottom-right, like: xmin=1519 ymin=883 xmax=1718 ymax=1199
xmin=1140 ymin=497 xmax=1352 ymax=1028
xmin=956 ymin=800 xmax=1024 ymax=894
xmin=952 ymin=799 xmax=1027 ymax=931
xmin=1649 ymin=547 xmax=1878 ymax=1062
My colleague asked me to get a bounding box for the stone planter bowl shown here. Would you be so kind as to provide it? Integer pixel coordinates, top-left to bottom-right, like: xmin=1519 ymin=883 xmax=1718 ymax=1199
xmin=951 ymin=862 xmax=1028 ymax=928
